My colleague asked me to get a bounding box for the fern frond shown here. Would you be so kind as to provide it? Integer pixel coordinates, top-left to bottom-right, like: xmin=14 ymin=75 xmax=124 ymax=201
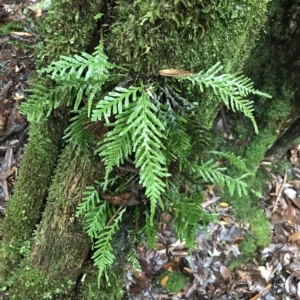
xmin=76 ymin=185 xmax=102 ymax=216
xmin=0 ymin=21 xmax=23 ymax=35
xmin=96 ymin=87 xmax=170 ymax=224
xmin=165 ymin=121 xmax=191 ymax=164
xmin=139 ymin=212 xmax=157 ymax=248
xmin=96 ymin=107 xmax=134 ymax=181
xmin=92 ymin=86 xmax=141 ymax=123
xmin=39 ymin=46 xmax=111 ymax=83
xmin=189 ymin=161 xmax=249 ymax=196
xmin=181 ymin=62 xmax=271 ymax=134
xmin=208 ymin=150 xmax=254 ymax=175
xmin=21 ymin=83 xmax=73 ymax=122
xmin=166 ymin=187 xmax=216 ymax=248
xmin=130 ymin=89 xmax=169 ymax=222
xmin=29 ymin=45 xmax=115 ymax=116
xmin=64 ymin=108 xmax=94 ymax=153
xmin=92 ymin=207 xmax=126 ymax=286
xmin=84 ymin=203 xmax=110 ymax=239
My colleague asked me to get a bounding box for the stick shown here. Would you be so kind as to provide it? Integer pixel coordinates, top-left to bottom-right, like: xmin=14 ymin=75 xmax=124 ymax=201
xmin=272 ymin=168 xmax=287 ymax=213
xmin=106 ymin=206 xmax=124 ymax=226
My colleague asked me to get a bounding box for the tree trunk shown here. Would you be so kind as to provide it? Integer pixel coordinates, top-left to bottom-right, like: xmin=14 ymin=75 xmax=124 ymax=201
xmin=1 ymin=0 xmax=270 ymax=298
xmin=0 ymin=0 xmax=103 ymax=290
xmin=265 ymin=117 xmax=300 ymax=159
xmin=7 ymin=145 xmax=104 ymax=299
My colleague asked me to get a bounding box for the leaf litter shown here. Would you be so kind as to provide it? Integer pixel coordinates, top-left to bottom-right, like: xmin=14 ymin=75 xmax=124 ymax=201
xmin=0 ymin=3 xmax=37 ymax=222
xmin=126 ymin=160 xmax=300 ymax=299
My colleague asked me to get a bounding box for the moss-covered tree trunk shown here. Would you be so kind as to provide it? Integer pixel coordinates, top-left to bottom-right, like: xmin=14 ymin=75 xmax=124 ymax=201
xmin=1 ymin=0 xmax=270 ymax=298
xmin=0 ymin=0 xmax=104 ymax=293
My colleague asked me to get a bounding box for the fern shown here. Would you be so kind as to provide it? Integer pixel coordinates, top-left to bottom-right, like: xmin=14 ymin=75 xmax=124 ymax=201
xmin=21 ymin=44 xmax=115 ymax=121
xmin=138 ymin=212 xmax=157 ymax=249
xmin=188 ymin=160 xmax=249 ymax=197
xmin=181 ymin=62 xmax=271 ymax=134
xmin=92 ymin=208 xmax=126 ymax=286
xmin=94 ymin=87 xmax=170 ymax=224
xmin=20 ymin=84 xmax=68 ymax=122
xmin=0 ymin=21 xmax=23 ymax=35
xmin=92 ymin=86 xmax=141 ymax=123
xmin=76 ymin=185 xmax=102 ymax=216
xmin=39 ymin=45 xmax=113 ymax=114
xmin=166 ymin=187 xmax=216 ymax=248
xmin=77 ymin=185 xmax=125 ymax=286
xmin=21 ymin=48 xmax=272 ymax=286
xmin=64 ymin=108 xmax=94 ymax=153
xmin=208 ymin=150 xmax=254 ymax=175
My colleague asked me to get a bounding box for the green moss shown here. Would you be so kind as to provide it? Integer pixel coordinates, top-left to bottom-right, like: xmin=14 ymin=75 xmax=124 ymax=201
xmin=79 ymin=267 xmax=125 ymax=300
xmin=157 ymin=271 xmax=189 ymax=294
xmin=1 ymin=117 xmax=66 ymax=274
xmin=105 ymin=0 xmax=269 ymax=127
xmin=36 ymin=0 xmax=104 ymax=66
xmin=4 ymin=145 xmax=103 ymax=298
xmin=229 ymin=231 xmax=267 ymax=270
xmin=7 ymin=265 xmax=76 ymax=300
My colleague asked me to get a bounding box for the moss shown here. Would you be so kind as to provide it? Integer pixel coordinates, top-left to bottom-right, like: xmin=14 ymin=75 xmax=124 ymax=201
xmin=78 ymin=267 xmax=125 ymax=300
xmin=7 ymin=264 xmax=76 ymax=300
xmin=224 ymin=0 xmax=300 ymax=261
xmin=229 ymin=232 xmax=267 ymax=270
xmin=157 ymin=271 xmax=189 ymax=294
xmin=1 ymin=117 xmax=66 ymax=275
xmin=36 ymin=0 xmax=104 ymax=66
xmin=105 ymin=0 xmax=269 ymax=127
xmin=0 ymin=0 xmax=104 ymax=287
xmin=6 ymin=144 xmax=104 ymax=298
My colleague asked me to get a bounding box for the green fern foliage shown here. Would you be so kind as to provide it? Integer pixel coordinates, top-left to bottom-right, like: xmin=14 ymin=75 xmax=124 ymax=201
xmin=20 ymin=84 xmax=68 ymax=122
xmin=64 ymin=108 xmax=94 ymax=153
xmin=76 ymin=185 xmax=126 ymax=286
xmin=92 ymin=208 xmax=126 ymax=286
xmin=21 ymin=45 xmax=272 ymax=286
xmin=208 ymin=150 xmax=254 ymax=175
xmin=94 ymin=86 xmax=170 ymax=224
xmin=0 ymin=21 xmax=23 ymax=35
xmin=181 ymin=62 xmax=271 ymax=134
xmin=92 ymin=86 xmax=141 ymax=123
xmin=166 ymin=188 xmax=216 ymax=248
xmin=188 ymin=160 xmax=249 ymax=197
xmin=21 ymin=44 xmax=114 ymax=121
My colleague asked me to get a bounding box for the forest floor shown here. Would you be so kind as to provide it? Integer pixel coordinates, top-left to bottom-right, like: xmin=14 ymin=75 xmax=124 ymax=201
xmin=1 ymin=2 xmax=300 ymax=300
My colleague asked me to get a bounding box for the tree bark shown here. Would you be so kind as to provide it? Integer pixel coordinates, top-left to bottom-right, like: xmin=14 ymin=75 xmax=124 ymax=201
xmin=7 ymin=145 xmax=104 ymax=299
xmin=0 ymin=0 xmax=103 ymax=290
xmin=265 ymin=117 xmax=300 ymax=159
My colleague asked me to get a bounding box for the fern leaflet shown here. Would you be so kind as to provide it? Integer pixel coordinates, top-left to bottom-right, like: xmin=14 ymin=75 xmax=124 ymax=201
xmin=181 ymin=62 xmax=271 ymax=133
xmin=189 ymin=160 xmax=249 ymax=196
xmin=92 ymin=207 xmax=126 ymax=286
xmin=96 ymin=87 xmax=170 ymax=224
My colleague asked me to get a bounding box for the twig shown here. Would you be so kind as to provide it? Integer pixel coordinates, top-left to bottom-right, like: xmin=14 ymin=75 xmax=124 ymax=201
xmin=220 ymin=105 xmax=232 ymax=138
xmin=106 ymin=205 xmax=123 ymax=226
xmin=201 ymin=196 xmax=220 ymax=209
xmin=272 ymin=168 xmax=287 ymax=213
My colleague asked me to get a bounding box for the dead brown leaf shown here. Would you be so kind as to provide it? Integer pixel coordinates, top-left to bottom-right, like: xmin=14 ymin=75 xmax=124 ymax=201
xmin=288 ymin=231 xmax=300 ymax=243
xmin=220 ymin=265 xmax=231 ymax=280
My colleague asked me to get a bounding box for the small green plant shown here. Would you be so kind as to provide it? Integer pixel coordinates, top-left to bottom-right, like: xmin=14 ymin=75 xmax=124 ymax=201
xmin=21 ymin=41 xmax=271 ymax=286
xmin=0 ymin=21 xmax=23 ymax=35
xmin=76 ymin=185 xmax=126 ymax=285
